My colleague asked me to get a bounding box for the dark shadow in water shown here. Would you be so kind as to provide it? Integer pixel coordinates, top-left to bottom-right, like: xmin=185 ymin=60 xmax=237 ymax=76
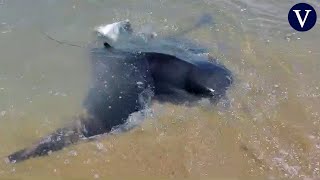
xmin=6 ymin=14 xmax=233 ymax=164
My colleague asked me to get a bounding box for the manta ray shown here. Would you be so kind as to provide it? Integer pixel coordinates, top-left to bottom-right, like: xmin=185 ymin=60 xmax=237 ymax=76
xmin=7 ymin=20 xmax=233 ymax=163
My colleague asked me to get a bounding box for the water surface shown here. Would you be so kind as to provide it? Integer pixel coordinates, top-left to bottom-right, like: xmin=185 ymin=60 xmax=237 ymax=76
xmin=0 ymin=0 xmax=320 ymax=179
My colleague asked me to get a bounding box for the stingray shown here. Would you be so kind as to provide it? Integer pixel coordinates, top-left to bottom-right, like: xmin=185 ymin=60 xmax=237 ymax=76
xmin=6 ymin=18 xmax=233 ymax=163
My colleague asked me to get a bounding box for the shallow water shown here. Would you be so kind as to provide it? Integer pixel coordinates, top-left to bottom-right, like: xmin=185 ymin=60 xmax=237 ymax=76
xmin=0 ymin=0 xmax=320 ymax=179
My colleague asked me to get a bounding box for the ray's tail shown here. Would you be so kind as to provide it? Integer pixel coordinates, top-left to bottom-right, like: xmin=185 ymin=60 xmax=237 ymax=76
xmin=6 ymin=114 xmax=93 ymax=163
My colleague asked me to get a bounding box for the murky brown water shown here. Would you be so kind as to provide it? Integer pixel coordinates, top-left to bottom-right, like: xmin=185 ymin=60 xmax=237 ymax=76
xmin=1 ymin=0 xmax=320 ymax=179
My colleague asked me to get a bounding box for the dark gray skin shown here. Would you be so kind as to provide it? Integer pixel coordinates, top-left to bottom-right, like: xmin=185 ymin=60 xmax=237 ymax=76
xmin=145 ymin=52 xmax=232 ymax=104
xmin=6 ymin=42 xmax=232 ymax=163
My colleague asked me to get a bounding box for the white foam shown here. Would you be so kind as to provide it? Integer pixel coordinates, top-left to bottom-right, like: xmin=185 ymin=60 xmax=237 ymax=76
xmin=95 ymin=20 xmax=155 ymax=49
xmin=95 ymin=20 xmax=132 ymax=44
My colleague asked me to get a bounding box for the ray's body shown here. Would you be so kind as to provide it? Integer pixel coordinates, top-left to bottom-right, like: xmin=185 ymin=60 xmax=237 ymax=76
xmin=7 ymin=38 xmax=232 ymax=163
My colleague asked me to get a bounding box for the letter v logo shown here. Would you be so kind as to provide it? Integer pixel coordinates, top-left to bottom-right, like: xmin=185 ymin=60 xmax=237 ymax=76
xmin=288 ymin=3 xmax=317 ymax=32
xmin=293 ymin=10 xmax=312 ymax=28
